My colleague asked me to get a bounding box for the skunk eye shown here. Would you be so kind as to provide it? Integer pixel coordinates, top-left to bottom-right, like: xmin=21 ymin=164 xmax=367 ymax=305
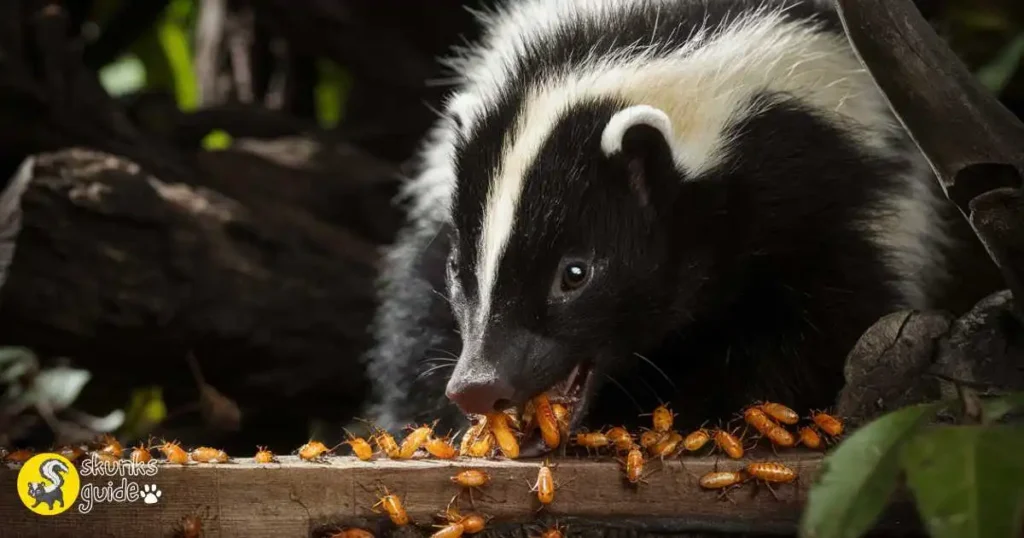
xmin=561 ymin=260 xmax=593 ymax=293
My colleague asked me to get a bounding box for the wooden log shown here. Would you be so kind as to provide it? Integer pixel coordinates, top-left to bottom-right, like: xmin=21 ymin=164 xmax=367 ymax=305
xmin=0 ymin=453 xmax=919 ymax=538
xmin=0 ymin=147 xmax=385 ymax=449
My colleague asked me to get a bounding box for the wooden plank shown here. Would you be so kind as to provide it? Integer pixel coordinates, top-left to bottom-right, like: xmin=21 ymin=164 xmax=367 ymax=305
xmin=0 ymin=452 xmax=918 ymax=537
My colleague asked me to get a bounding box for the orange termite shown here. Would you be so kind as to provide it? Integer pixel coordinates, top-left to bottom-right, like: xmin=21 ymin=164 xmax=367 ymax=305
xmin=605 ymin=426 xmax=634 ymax=452
xmin=130 ymin=443 xmax=152 ymax=463
xmin=811 ymin=411 xmax=844 ymax=437
xmin=683 ymin=429 xmax=712 ymax=452
xmin=759 ymin=402 xmax=800 ymax=425
xmin=398 ymin=424 xmax=434 ymax=459
xmin=425 ymin=434 xmax=458 ymax=459
xmin=4 ymin=448 xmax=34 ymax=463
xmin=743 ymin=407 xmax=795 ymax=448
xmin=180 ymin=514 xmax=203 ymax=538
xmin=340 ymin=428 xmax=375 ymax=461
xmin=487 ymin=412 xmax=520 ymax=459
xmin=648 ymin=403 xmax=675 ymax=433
xmin=191 ymin=446 xmax=229 ymax=463
xmin=650 ymin=431 xmax=683 ymax=458
xmin=92 ymin=452 xmax=120 ymax=463
xmin=374 ymin=430 xmax=402 ymax=459
xmin=533 ymin=394 xmax=561 ymax=448
xmin=465 ymin=432 xmax=494 ymax=458
xmin=371 ymin=484 xmax=409 ymax=526
xmin=451 ymin=469 xmax=490 ymax=488
xmin=98 ymin=434 xmax=123 ymax=459
xmin=746 ymin=461 xmax=798 ymax=499
xmin=440 ymin=493 xmax=488 ymax=534
xmin=623 ymin=445 xmax=647 ymax=485
xmin=551 ymin=403 xmax=571 ymax=435
xmin=328 ymin=529 xmax=375 ymax=538
xmin=298 ymin=440 xmax=331 ymax=461
xmin=539 ymin=522 xmax=567 ymax=538
xmin=639 ymin=430 xmax=663 ymax=450
xmin=57 ymin=445 xmax=86 ymax=462
xmin=254 ymin=445 xmax=276 ymax=463
xmin=459 ymin=419 xmax=489 ymax=456
xmin=573 ymin=431 xmax=610 ymax=454
xmin=713 ymin=429 xmax=744 ymax=459
xmin=698 ymin=470 xmax=747 ymax=490
xmin=528 ymin=459 xmax=556 ymax=507
xmin=746 ymin=461 xmax=797 ymax=483
xmin=156 ymin=440 xmax=189 ymax=464
xmin=798 ymin=426 xmax=823 ymax=450
xmin=431 ymin=521 xmax=465 ymax=538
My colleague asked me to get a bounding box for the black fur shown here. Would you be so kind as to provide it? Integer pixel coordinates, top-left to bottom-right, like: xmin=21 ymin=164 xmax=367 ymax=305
xmin=361 ymin=0 xmax=950 ymax=432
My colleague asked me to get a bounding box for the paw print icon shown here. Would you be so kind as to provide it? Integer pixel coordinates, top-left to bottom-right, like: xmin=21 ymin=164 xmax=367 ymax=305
xmin=141 ymin=484 xmax=162 ymax=504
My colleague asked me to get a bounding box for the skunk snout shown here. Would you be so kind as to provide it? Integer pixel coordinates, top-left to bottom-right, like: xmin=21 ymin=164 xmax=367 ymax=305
xmin=445 ymin=376 xmax=514 ymax=415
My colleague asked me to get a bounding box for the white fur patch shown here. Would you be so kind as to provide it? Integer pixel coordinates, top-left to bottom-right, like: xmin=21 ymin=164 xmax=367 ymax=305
xmin=600 ymin=104 xmax=676 ymax=158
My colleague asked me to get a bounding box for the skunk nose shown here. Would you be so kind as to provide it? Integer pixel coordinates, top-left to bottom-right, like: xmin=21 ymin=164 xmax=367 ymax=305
xmin=446 ymin=379 xmax=514 ymax=415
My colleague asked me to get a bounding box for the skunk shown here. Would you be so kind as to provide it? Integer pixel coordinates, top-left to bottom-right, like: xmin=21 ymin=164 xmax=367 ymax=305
xmin=361 ymin=0 xmax=959 ymax=450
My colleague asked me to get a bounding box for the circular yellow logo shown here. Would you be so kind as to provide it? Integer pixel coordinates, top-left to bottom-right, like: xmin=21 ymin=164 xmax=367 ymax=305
xmin=16 ymin=453 xmax=81 ymax=515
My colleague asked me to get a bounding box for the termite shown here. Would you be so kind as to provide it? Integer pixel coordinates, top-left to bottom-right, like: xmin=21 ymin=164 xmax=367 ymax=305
xmin=254 ymin=445 xmax=277 ymax=464
xmin=190 ymin=446 xmax=229 ymax=463
xmin=622 ymin=445 xmax=649 ymax=485
xmin=605 ymin=426 xmax=634 ymax=452
xmin=4 ymin=448 xmax=34 ymax=463
xmin=797 ymin=426 xmax=823 ymax=450
xmin=373 ymin=430 xmax=402 ymax=459
xmin=759 ymin=402 xmax=800 ymax=425
xmin=431 ymin=521 xmax=465 ymax=538
xmin=156 ymin=440 xmax=189 ymax=465
xmin=298 ymin=440 xmax=331 ymax=461
xmin=698 ymin=470 xmax=748 ymax=490
xmin=638 ymin=430 xmax=663 ymax=451
xmin=746 ymin=461 xmax=798 ymax=500
xmin=57 ymin=445 xmax=85 ymax=462
xmin=811 ymin=411 xmax=844 ymax=437
xmin=466 ymin=431 xmax=494 ymax=458
xmin=179 ymin=513 xmax=203 ymax=538
xmin=573 ymin=431 xmax=610 ymax=454
xmin=487 ymin=411 xmax=520 ymax=459
xmin=342 ymin=429 xmax=375 ymax=461
xmin=527 ymin=459 xmax=560 ymax=508
xmin=743 ymin=407 xmax=795 ymax=448
xmin=130 ymin=443 xmax=152 ymax=464
xmin=459 ymin=419 xmax=488 ymax=456
xmin=683 ymin=429 xmax=712 ymax=452
xmin=92 ymin=452 xmax=120 ymax=463
xmin=452 ymin=469 xmax=490 ymax=488
xmin=538 ymin=522 xmax=567 ymax=538
xmin=398 ymin=423 xmax=435 ymax=459
xmin=439 ymin=492 xmax=488 ymax=534
xmin=533 ymin=394 xmax=561 ymax=448
xmin=551 ymin=403 xmax=571 ymax=436
xmin=371 ymin=484 xmax=409 ymax=526
xmin=425 ymin=433 xmax=458 ymax=459
xmin=98 ymin=434 xmax=123 ymax=459
xmin=650 ymin=431 xmax=683 ymax=458
xmin=327 ymin=529 xmax=375 ymax=538
xmin=645 ymin=403 xmax=676 ymax=433
xmin=452 ymin=469 xmax=490 ymax=505
xmin=713 ymin=428 xmax=744 ymax=459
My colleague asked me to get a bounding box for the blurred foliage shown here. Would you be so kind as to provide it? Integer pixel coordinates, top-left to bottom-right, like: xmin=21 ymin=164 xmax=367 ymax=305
xmin=800 ymin=393 xmax=1024 ymax=538
xmin=934 ymin=0 xmax=1024 ymax=98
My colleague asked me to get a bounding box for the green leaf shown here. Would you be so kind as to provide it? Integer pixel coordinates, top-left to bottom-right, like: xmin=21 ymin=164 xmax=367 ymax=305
xmin=799 ymin=402 xmax=945 ymax=538
xmin=201 ymin=129 xmax=233 ymax=151
xmin=98 ymin=54 xmax=146 ymax=96
xmin=156 ymin=15 xmax=197 ymax=110
xmin=976 ymin=34 xmax=1024 ymax=95
xmin=118 ymin=387 xmax=167 ymax=440
xmin=314 ymin=59 xmax=352 ymax=128
xmin=981 ymin=392 xmax=1024 ymax=424
xmin=902 ymin=426 xmax=1024 ymax=538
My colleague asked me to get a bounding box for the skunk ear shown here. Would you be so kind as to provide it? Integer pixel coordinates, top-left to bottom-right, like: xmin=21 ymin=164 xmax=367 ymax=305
xmin=600 ymin=105 xmax=682 ymax=208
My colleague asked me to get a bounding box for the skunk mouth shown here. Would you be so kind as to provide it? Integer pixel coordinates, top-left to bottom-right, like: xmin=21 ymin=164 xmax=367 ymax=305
xmin=517 ymin=360 xmax=596 ymax=458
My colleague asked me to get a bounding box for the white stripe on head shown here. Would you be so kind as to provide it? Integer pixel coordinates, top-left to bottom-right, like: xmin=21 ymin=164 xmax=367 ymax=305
xmin=471 ymin=8 xmax=896 ymax=326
